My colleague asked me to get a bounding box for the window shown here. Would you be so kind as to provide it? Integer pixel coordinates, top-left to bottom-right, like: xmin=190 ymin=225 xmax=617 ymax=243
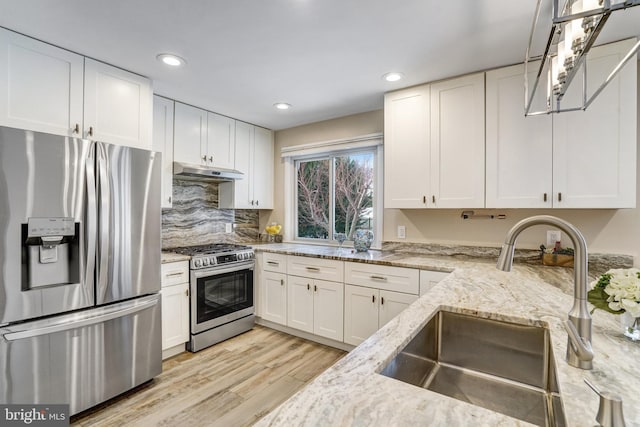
xmin=296 ymin=151 xmax=375 ymax=243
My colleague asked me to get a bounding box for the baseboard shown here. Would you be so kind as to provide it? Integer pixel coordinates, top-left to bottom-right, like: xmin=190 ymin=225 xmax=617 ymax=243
xmin=162 ymin=344 xmax=186 ymax=360
xmin=256 ymin=318 xmax=355 ymax=352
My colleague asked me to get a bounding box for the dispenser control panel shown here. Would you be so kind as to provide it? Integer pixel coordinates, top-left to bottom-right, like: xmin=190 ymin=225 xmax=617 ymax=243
xmin=27 ymin=217 xmax=75 ymax=238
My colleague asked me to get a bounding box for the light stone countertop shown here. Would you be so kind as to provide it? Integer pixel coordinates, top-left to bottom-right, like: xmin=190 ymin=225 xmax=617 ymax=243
xmin=253 ymin=243 xmax=640 ymax=427
xmin=161 ymin=252 xmax=191 ymax=264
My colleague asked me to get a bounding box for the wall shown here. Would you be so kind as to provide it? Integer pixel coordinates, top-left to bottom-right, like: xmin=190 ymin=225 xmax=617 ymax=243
xmin=263 ymin=69 xmax=640 ymax=266
xmin=162 ymin=178 xmax=259 ymax=249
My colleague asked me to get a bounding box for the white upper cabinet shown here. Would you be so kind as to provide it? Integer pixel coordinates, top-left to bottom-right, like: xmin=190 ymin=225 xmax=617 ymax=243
xmin=552 ymin=38 xmax=637 ymax=208
xmin=384 ymin=73 xmax=485 ymax=209
xmin=84 ymin=58 xmax=152 ymax=149
xmin=0 ymin=28 xmax=84 ymax=136
xmin=152 ymin=95 xmax=174 ymax=208
xmin=486 ymin=63 xmax=553 ymax=208
xmin=0 ymin=28 xmax=152 ymax=149
xmin=430 ymin=72 xmax=485 ymax=208
xmin=384 ymin=85 xmax=431 ymax=208
xmin=219 ymin=122 xmax=274 ymax=209
xmin=207 ymin=112 xmax=235 ymax=169
xmin=173 ymin=102 xmax=207 ymax=165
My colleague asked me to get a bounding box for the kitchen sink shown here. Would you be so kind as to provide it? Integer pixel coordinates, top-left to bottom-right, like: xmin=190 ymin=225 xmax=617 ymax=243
xmin=380 ymin=310 xmax=566 ymax=427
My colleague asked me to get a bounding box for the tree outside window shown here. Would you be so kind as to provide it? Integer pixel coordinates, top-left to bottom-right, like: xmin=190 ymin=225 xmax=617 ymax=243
xmin=296 ymin=151 xmax=374 ymax=243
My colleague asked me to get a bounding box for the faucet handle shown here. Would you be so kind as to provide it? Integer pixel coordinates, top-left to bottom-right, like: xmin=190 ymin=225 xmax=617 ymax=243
xmin=564 ymin=320 xmax=594 ymax=362
xmin=584 ymin=378 xmax=626 ymax=427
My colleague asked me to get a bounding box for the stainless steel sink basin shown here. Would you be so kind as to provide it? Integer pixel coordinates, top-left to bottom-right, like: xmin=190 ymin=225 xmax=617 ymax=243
xmin=380 ymin=310 xmax=566 ymax=427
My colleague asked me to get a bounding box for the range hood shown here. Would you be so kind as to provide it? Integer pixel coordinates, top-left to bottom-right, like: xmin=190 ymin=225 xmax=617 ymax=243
xmin=173 ymin=162 xmax=244 ymax=182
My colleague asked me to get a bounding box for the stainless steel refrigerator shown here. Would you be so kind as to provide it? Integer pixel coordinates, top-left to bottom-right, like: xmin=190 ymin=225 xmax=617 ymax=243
xmin=0 ymin=126 xmax=162 ymax=415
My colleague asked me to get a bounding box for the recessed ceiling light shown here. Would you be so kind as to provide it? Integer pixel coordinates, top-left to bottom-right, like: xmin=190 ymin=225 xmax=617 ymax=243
xmin=382 ymin=72 xmax=404 ymax=82
xmin=273 ymin=102 xmax=291 ymax=110
xmin=156 ymin=53 xmax=186 ymax=67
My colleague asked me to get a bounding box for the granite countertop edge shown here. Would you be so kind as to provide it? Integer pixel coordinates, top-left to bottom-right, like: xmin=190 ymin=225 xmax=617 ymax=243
xmin=252 ymin=243 xmax=640 ymax=427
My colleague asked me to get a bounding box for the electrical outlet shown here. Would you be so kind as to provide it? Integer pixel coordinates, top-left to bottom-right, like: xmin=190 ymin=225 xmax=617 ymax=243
xmin=546 ymin=230 xmax=561 ymax=247
xmin=397 ymin=225 xmax=406 ymax=239
xmin=225 ymin=223 xmax=233 ymax=233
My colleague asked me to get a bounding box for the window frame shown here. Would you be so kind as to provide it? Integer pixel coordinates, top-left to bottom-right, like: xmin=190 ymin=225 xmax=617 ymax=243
xmin=282 ymin=134 xmax=383 ymax=249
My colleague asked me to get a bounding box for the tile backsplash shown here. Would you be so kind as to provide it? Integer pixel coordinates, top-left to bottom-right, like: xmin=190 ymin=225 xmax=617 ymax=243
xmin=161 ymin=179 xmax=259 ymax=249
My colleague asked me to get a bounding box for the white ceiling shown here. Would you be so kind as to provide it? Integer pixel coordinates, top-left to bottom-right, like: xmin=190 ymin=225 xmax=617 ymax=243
xmin=0 ymin=1 xmax=638 ymax=130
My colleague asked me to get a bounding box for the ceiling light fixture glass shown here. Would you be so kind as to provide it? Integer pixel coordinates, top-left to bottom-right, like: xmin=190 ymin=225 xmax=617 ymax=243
xmin=156 ymin=53 xmax=186 ymax=67
xmin=382 ymin=72 xmax=404 ymax=82
xmin=273 ymin=103 xmax=292 ymax=110
xmin=525 ymin=0 xmax=640 ymax=116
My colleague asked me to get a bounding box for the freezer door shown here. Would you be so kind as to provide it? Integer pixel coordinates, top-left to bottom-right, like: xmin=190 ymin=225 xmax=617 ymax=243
xmin=96 ymin=142 xmax=161 ymax=304
xmin=0 ymin=127 xmax=95 ymax=324
xmin=0 ymin=294 xmax=162 ymax=416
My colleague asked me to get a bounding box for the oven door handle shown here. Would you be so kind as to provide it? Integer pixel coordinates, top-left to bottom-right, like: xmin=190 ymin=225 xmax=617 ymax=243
xmin=191 ymin=261 xmax=254 ymax=280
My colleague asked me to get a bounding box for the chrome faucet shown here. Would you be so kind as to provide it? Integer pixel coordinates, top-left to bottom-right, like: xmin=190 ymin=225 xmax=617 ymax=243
xmin=496 ymin=215 xmax=594 ymax=370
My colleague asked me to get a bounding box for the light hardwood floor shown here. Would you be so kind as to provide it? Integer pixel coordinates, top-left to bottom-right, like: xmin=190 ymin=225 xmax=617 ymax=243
xmin=71 ymin=325 xmax=345 ymax=427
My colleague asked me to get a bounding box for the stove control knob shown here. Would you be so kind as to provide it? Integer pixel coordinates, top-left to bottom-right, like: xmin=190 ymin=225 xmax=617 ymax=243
xmin=202 ymin=258 xmax=209 ymax=266
xmin=209 ymin=256 xmax=216 ymax=265
xmin=248 ymin=252 xmax=254 ymax=259
xmin=193 ymin=259 xmax=202 ymax=268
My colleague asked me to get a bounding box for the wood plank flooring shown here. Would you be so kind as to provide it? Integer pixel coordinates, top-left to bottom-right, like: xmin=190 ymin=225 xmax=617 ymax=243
xmin=70 ymin=325 xmax=346 ymax=427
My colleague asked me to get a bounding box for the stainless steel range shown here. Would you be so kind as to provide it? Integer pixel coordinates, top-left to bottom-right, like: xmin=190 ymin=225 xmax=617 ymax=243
xmin=170 ymin=243 xmax=255 ymax=352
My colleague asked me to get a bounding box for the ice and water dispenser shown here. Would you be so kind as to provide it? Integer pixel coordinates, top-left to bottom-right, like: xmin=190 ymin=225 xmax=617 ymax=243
xmin=22 ymin=217 xmax=80 ymax=289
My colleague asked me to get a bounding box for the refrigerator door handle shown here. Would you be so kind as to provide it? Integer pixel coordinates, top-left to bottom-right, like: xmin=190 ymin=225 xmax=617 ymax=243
xmin=2 ymin=295 xmax=159 ymax=342
xmin=85 ymin=144 xmax=97 ymax=291
xmin=96 ymin=142 xmax=111 ymax=301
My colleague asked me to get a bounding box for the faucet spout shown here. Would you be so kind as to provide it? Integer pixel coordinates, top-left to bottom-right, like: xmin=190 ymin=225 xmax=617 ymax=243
xmin=496 ymin=215 xmax=593 ymax=370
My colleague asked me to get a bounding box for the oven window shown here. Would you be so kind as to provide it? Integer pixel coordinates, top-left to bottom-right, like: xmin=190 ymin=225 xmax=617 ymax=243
xmin=196 ymin=269 xmax=253 ymax=324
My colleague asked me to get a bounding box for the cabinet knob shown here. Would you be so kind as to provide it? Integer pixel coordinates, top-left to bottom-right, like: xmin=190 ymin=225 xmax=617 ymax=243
xmin=314 ymin=285 xmax=317 ymax=292
xmin=307 ymin=283 xmax=310 ymax=291
xmin=372 ymin=295 xmax=376 ymax=303
xmin=280 ymin=279 xmax=284 ymax=286
xmin=72 ymin=124 xmax=80 ymax=134
xmin=251 ymin=200 xmax=255 ymax=206
xmin=88 ymin=126 xmax=94 ymax=137
xmin=558 ymin=192 xmax=562 ymax=202
xmin=423 ymin=195 xmax=426 ymax=204
xmin=209 ymin=156 xmax=213 ymax=163
xmin=185 ymin=289 xmax=189 ymax=297
xmin=381 ymin=297 xmax=385 ymax=305
xmin=256 ymin=200 xmax=259 ymax=207
xmin=432 ymin=195 xmax=436 ymax=203
xmin=543 ymin=193 xmax=548 ymax=202
xmin=202 ymin=155 xmax=207 ymax=162
xmin=168 ymin=196 xmax=172 ymax=203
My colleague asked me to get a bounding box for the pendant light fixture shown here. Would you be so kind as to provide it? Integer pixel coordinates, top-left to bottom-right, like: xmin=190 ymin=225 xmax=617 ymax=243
xmin=524 ymin=0 xmax=640 ymax=116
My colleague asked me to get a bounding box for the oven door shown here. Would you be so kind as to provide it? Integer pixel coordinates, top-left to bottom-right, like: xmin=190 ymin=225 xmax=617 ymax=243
xmin=190 ymin=261 xmax=254 ymax=334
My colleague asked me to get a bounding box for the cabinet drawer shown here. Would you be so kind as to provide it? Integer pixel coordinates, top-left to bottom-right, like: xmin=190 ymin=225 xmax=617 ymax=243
xmin=161 ymin=261 xmax=189 ymax=287
xmin=262 ymin=252 xmax=288 ymax=274
xmin=344 ymin=262 xmax=419 ymax=295
xmin=287 ymin=255 xmax=344 ymax=282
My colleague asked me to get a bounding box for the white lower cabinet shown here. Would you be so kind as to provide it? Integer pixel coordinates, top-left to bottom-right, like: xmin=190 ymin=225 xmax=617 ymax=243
xmin=343 ymin=284 xmax=418 ymax=346
xmin=287 ymin=276 xmax=344 ymax=341
xmin=419 ymin=270 xmax=451 ymax=296
xmin=261 ymin=271 xmax=287 ymax=325
xmin=160 ymin=261 xmax=190 ymax=358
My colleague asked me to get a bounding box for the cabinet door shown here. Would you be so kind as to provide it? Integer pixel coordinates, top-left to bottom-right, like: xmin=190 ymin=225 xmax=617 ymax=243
xmin=378 ymin=290 xmax=418 ymax=328
xmin=160 ymin=282 xmax=189 ymax=350
xmin=232 ymin=120 xmax=254 ymax=208
xmin=207 ymin=112 xmax=235 ymax=169
xmin=153 ymin=95 xmax=174 ymax=208
xmin=344 ymin=285 xmax=379 ymax=346
xmin=261 ymin=271 xmax=287 ymax=325
xmin=430 ymin=73 xmax=485 ymax=208
xmin=383 ymin=85 xmax=431 ymax=208
xmin=174 ymin=102 xmax=207 ymax=165
xmin=0 ymin=28 xmax=83 ymax=136
xmin=253 ymin=126 xmax=274 ymax=209
xmin=287 ymin=275 xmax=314 ymax=333
xmin=83 ymin=58 xmax=152 ymax=149
xmin=313 ymin=279 xmax=344 ymax=341
xmin=486 ymin=63 xmax=553 ymax=208
xmin=553 ymin=39 xmax=637 ymax=208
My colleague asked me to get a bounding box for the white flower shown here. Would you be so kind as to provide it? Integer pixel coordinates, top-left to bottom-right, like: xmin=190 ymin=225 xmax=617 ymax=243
xmin=601 ymin=268 xmax=640 ymax=316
